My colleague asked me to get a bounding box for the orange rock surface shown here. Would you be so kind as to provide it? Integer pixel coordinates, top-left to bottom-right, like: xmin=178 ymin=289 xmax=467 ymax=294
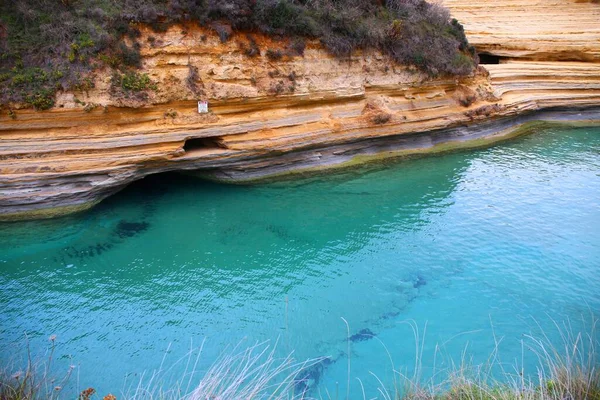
xmin=443 ymin=0 xmax=600 ymax=61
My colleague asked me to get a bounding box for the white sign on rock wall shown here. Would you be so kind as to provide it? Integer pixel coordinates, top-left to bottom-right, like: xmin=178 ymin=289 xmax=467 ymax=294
xmin=198 ymin=101 xmax=208 ymax=113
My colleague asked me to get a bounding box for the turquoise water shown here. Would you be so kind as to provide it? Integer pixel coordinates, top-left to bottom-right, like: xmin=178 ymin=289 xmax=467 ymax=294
xmin=1 ymin=125 xmax=600 ymax=397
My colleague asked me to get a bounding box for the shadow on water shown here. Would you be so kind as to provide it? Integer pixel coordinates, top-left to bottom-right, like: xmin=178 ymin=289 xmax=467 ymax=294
xmin=0 ymin=153 xmax=470 ymax=270
xmin=293 ymin=327 xmax=378 ymax=395
xmin=0 ymin=173 xmax=203 ymax=262
xmin=294 ymin=356 xmax=338 ymax=395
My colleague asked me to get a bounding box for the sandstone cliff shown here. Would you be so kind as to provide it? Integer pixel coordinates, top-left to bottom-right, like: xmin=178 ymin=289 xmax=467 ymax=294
xmin=1 ymin=1 xmax=600 ymax=221
xmin=443 ymin=0 xmax=600 ymax=61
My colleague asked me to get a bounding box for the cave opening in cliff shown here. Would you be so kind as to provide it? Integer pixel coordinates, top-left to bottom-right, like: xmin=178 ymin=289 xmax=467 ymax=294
xmin=478 ymin=53 xmax=502 ymax=64
xmin=183 ymin=137 xmax=224 ymax=152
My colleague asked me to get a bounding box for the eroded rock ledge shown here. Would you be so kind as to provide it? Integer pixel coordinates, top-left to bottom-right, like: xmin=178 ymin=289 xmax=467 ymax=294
xmin=2 ymin=1 xmax=600 ymax=221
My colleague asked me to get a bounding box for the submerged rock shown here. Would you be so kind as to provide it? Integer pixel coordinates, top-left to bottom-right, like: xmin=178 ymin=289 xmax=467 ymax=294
xmin=294 ymin=357 xmax=335 ymax=394
xmin=349 ymin=328 xmax=376 ymax=342
xmin=115 ymin=220 xmax=150 ymax=238
xmin=413 ymin=274 xmax=427 ymax=288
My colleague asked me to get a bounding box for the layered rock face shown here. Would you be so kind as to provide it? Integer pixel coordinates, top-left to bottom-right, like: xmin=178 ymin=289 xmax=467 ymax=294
xmin=443 ymin=0 xmax=600 ymax=61
xmin=1 ymin=1 xmax=600 ymax=221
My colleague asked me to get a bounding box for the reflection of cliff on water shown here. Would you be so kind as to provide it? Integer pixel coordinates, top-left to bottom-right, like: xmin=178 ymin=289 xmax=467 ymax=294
xmin=0 ymin=150 xmax=468 ymax=280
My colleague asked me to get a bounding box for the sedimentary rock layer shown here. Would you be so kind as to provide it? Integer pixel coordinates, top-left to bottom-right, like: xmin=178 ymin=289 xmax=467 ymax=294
xmin=443 ymin=0 xmax=600 ymax=61
xmin=2 ymin=0 xmax=600 ymax=220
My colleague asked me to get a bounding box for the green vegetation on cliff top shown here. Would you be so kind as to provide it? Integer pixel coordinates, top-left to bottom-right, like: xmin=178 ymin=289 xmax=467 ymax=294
xmin=0 ymin=0 xmax=477 ymax=110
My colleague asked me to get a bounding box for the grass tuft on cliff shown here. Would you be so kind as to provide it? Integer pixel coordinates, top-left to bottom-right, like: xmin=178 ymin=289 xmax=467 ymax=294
xmin=0 ymin=0 xmax=477 ymax=110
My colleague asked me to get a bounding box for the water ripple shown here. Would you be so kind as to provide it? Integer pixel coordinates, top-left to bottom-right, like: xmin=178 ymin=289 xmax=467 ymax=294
xmin=0 ymin=125 xmax=599 ymax=396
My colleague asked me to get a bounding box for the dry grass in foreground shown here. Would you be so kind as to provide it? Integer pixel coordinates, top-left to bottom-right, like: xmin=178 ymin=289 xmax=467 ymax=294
xmin=1 ymin=318 xmax=598 ymax=400
xmin=393 ymin=318 xmax=599 ymax=400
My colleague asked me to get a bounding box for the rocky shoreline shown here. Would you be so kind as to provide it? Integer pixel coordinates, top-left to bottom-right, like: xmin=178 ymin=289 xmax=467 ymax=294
xmin=196 ymin=107 xmax=600 ymax=184
xmin=2 ymin=105 xmax=599 ymax=222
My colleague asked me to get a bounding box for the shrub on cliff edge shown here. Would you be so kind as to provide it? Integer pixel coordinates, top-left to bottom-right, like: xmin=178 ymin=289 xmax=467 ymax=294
xmin=0 ymin=0 xmax=477 ymax=109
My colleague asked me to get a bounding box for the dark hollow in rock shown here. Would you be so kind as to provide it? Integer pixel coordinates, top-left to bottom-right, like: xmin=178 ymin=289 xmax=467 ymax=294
xmin=349 ymin=328 xmax=376 ymax=342
xmin=183 ymin=137 xmax=224 ymax=152
xmin=478 ymin=53 xmax=502 ymax=64
xmin=115 ymin=220 xmax=150 ymax=238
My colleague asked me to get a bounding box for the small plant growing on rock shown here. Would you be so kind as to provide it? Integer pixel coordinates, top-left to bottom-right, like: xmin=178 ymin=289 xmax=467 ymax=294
xmin=287 ymin=38 xmax=306 ymax=56
xmin=464 ymin=104 xmax=504 ymax=120
xmin=186 ymin=64 xmax=203 ymax=96
xmin=83 ymin=103 xmax=98 ymax=112
xmin=267 ymin=70 xmax=297 ymax=95
xmin=70 ymin=75 xmax=96 ymax=94
xmin=372 ymin=113 xmax=392 ymax=125
xmin=241 ymin=35 xmax=260 ymax=57
xmin=211 ymin=22 xmax=232 ymax=43
xmin=113 ymin=71 xmax=157 ymax=92
xmin=26 ymin=90 xmax=55 ymax=110
xmin=110 ymin=71 xmax=157 ymax=101
xmin=268 ymin=81 xmax=286 ymax=95
xmin=266 ymin=49 xmax=283 ymax=61
xmin=454 ymin=85 xmax=477 ymax=107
